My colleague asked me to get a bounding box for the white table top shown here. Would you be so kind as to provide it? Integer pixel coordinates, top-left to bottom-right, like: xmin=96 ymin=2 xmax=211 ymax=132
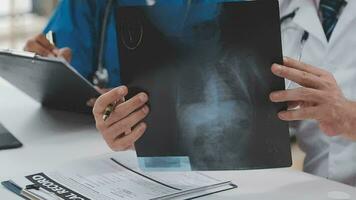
xmin=0 ymin=83 xmax=355 ymax=200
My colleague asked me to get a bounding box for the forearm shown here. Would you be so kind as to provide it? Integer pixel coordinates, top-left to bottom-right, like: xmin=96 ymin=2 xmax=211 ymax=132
xmin=342 ymin=100 xmax=356 ymax=141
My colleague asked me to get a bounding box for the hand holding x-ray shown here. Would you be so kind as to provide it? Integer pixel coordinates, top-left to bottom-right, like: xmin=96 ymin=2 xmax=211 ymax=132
xmin=93 ymin=86 xmax=150 ymax=151
xmin=270 ymin=57 xmax=356 ymax=141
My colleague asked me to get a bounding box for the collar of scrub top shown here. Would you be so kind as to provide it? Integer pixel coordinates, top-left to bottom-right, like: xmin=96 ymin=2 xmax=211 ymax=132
xmin=284 ymin=0 xmax=353 ymax=47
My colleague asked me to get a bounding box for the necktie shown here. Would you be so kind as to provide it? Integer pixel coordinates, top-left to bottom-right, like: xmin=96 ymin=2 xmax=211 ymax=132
xmin=319 ymin=0 xmax=347 ymax=41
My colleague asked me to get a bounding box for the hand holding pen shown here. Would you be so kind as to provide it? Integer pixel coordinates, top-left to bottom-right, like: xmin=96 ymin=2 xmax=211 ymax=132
xmin=24 ymin=31 xmax=72 ymax=62
xmin=93 ymin=86 xmax=149 ymax=151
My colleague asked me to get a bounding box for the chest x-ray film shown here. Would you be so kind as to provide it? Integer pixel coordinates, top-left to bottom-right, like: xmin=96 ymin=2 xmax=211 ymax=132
xmin=117 ymin=0 xmax=292 ymax=171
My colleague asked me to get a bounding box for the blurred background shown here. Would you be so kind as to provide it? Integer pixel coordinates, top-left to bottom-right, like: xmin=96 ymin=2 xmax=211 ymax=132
xmin=0 ymin=0 xmax=57 ymax=49
xmin=0 ymin=1 xmax=57 ymax=88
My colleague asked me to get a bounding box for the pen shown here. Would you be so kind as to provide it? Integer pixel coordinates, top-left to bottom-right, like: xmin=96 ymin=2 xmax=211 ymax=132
xmin=4 ymin=181 xmax=46 ymax=200
xmin=103 ymin=102 xmax=117 ymax=121
xmin=46 ymin=30 xmax=55 ymax=46
xmin=103 ymin=97 xmax=125 ymax=121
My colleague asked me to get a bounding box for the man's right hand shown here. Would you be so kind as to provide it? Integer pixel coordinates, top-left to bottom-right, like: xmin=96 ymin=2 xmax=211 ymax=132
xmin=24 ymin=34 xmax=72 ymax=62
xmin=93 ymin=86 xmax=150 ymax=151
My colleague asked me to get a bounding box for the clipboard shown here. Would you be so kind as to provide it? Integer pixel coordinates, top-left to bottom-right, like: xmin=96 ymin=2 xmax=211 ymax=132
xmin=0 ymin=49 xmax=100 ymax=114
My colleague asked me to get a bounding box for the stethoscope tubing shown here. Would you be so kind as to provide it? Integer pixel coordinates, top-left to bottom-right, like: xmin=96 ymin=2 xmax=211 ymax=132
xmin=280 ymin=8 xmax=310 ymax=89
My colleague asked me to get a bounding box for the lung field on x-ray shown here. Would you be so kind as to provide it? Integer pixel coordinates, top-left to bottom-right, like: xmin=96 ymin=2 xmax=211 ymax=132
xmin=176 ymin=29 xmax=261 ymax=169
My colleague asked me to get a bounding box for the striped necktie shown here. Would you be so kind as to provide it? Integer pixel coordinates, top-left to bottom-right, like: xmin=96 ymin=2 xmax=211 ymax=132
xmin=319 ymin=0 xmax=347 ymax=41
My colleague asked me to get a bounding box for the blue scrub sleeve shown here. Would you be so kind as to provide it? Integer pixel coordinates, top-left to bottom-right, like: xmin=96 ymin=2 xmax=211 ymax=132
xmin=43 ymin=0 xmax=99 ymax=83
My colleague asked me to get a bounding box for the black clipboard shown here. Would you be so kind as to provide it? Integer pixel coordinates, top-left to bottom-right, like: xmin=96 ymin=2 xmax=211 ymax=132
xmin=0 ymin=49 xmax=100 ymax=114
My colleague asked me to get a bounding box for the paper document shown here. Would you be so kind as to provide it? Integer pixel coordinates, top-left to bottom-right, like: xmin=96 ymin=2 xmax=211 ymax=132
xmin=3 ymin=152 xmax=236 ymax=200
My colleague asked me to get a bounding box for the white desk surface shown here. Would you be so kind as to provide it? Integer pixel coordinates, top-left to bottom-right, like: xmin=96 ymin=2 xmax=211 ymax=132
xmin=0 ymin=83 xmax=355 ymax=200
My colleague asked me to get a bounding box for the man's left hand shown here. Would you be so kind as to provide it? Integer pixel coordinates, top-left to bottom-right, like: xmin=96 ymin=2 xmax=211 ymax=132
xmin=270 ymin=57 xmax=356 ymax=140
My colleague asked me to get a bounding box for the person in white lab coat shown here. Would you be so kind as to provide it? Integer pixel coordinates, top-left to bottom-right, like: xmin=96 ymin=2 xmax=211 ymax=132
xmin=272 ymin=0 xmax=356 ymax=186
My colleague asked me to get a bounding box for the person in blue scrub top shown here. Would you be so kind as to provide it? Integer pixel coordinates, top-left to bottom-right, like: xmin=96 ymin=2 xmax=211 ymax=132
xmin=24 ymin=0 xmax=228 ymax=151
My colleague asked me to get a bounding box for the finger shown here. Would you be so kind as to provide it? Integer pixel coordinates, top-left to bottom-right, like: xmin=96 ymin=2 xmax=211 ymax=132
xmin=35 ymin=34 xmax=55 ymax=50
xmin=110 ymin=122 xmax=147 ymax=151
xmin=92 ymin=86 xmax=128 ymax=118
xmin=287 ymin=101 xmax=302 ymax=110
xmin=87 ymin=88 xmax=115 ymax=108
xmin=57 ymin=47 xmax=72 ymax=62
xmin=270 ymin=87 xmax=324 ymax=103
xmin=107 ymin=105 xmax=149 ymax=138
xmin=271 ymin=63 xmax=324 ymax=89
xmin=105 ymin=92 xmax=148 ymax=126
xmin=24 ymin=40 xmax=53 ymax=57
xmin=283 ymin=57 xmax=327 ymax=77
xmin=278 ymin=107 xmax=319 ymax=121
xmin=95 ymin=87 xmax=112 ymax=95
xmin=124 ymin=129 xmax=132 ymax=136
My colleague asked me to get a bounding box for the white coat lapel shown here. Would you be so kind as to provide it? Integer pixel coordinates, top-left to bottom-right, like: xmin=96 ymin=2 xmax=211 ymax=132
xmin=288 ymin=0 xmax=328 ymax=46
xmin=329 ymin=0 xmax=356 ymax=45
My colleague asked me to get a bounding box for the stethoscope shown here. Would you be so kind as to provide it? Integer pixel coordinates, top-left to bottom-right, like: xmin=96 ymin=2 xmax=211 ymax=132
xmin=94 ymin=2 xmax=305 ymax=89
xmin=280 ymin=8 xmax=310 ymax=89
xmin=281 ymin=8 xmax=310 ymax=62
xmin=93 ymin=0 xmax=192 ymax=88
xmin=92 ymin=0 xmax=114 ymax=88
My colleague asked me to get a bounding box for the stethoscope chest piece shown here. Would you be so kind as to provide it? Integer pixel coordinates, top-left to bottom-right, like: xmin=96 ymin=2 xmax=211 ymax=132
xmin=93 ymin=0 xmax=113 ymax=88
xmin=93 ymin=67 xmax=109 ymax=88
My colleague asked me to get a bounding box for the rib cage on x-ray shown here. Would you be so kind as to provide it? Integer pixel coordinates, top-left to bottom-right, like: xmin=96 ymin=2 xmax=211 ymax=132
xmin=176 ymin=41 xmax=266 ymax=168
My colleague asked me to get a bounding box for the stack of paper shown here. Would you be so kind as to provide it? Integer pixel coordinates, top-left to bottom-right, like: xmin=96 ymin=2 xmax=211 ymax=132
xmin=2 ymin=152 xmax=236 ymax=200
